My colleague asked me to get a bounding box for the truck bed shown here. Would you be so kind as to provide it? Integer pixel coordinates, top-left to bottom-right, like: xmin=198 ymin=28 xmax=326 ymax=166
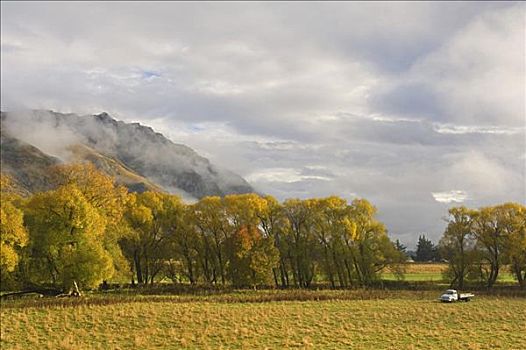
xmin=458 ymin=293 xmax=474 ymax=300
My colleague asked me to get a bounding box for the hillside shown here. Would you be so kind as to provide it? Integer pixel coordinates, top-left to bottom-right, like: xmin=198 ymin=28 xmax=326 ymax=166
xmin=0 ymin=110 xmax=254 ymax=198
xmin=0 ymin=132 xmax=58 ymax=195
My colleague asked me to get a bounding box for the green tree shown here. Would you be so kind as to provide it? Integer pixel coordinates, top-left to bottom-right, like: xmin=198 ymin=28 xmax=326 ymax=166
xmin=394 ymin=240 xmax=407 ymax=254
xmin=415 ymin=235 xmax=437 ymax=262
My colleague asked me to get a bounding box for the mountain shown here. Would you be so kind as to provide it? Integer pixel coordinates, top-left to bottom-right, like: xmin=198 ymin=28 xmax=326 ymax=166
xmin=0 ymin=110 xmax=254 ymax=199
xmin=0 ymin=131 xmax=58 ymax=195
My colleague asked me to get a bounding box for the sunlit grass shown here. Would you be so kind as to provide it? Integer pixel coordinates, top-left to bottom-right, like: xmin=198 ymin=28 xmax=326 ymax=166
xmin=382 ymin=263 xmax=517 ymax=283
xmin=382 ymin=272 xmax=445 ymax=281
xmin=2 ymin=291 xmax=525 ymax=349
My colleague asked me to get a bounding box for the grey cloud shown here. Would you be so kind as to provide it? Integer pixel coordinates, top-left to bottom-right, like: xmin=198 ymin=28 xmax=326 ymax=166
xmin=1 ymin=2 xmax=524 ymax=247
xmin=370 ymin=82 xmax=443 ymax=119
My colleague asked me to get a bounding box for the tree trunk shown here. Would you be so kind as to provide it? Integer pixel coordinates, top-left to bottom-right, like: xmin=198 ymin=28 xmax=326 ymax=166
xmin=280 ymin=260 xmax=289 ymax=287
xmin=333 ymin=251 xmax=345 ymax=287
xmin=144 ymin=250 xmax=150 ymax=284
xmin=344 ymin=259 xmax=354 ymax=287
xmin=487 ymin=256 xmax=499 ymax=288
xmin=216 ymin=241 xmax=226 ymax=285
xmin=183 ymin=246 xmax=195 ymax=284
xmin=324 ymin=244 xmax=335 ymax=288
xmin=272 ymin=268 xmax=279 ymax=288
xmin=134 ymin=250 xmax=143 ymax=284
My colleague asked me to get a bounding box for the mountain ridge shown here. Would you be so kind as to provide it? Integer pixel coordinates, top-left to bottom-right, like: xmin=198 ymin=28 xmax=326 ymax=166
xmin=0 ymin=110 xmax=254 ymax=199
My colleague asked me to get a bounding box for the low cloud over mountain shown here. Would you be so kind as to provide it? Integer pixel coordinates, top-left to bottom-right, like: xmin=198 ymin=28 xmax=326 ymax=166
xmin=1 ymin=110 xmax=254 ymax=200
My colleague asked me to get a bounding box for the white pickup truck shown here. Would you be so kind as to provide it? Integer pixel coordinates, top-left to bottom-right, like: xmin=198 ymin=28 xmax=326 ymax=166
xmin=439 ymin=289 xmax=475 ymax=302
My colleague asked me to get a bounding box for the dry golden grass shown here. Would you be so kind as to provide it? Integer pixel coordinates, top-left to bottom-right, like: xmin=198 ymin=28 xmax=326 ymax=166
xmin=382 ymin=263 xmax=516 ymax=283
xmin=1 ymin=291 xmax=525 ymax=349
xmin=382 ymin=263 xmax=447 ymax=277
xmin=403 ymin=263 xmax=448 ymax=274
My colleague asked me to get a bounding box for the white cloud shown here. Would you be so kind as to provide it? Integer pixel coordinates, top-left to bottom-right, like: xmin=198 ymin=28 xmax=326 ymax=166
xmin=432 ymin=190 xmax=470 ymax=203
xmin=247 ymin=168 xmax=332 ymax=184
xmin=433 ymin=123 xmax=523 ymax=135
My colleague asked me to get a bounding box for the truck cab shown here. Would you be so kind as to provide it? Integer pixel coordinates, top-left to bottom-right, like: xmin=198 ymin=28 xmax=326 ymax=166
xmin=439 ymin=289 xmax=474 ymax=302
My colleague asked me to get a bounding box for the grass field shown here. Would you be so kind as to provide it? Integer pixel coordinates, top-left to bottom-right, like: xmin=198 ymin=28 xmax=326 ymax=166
xmin=381 ymin=263 xmax=517 ymax=283
xmin=2 ymin=290 xmax=525 ymax=350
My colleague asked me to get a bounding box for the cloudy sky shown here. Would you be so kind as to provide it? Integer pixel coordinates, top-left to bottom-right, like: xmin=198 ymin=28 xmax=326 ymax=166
xmin=1 ymin=2 xmax=524 ymax=246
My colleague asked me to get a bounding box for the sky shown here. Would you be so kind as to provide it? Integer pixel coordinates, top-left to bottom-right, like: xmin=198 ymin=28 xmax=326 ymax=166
xmin=1 ymin=2 xmax=525 ymax=246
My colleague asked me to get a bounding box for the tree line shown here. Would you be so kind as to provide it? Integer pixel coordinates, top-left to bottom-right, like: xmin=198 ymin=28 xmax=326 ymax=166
xmin=440 ymin=204 xmax=526 ymax=289
xmin=1 ymin=163 xmax=406 ymax=292
xmin=2 ymin=164 xmax=524 ymax=292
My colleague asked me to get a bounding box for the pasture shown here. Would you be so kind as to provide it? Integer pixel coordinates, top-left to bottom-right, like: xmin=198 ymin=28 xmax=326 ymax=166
xmin=381 ymin=263 xmax=517 ymax=283
xmin=1 ymin=289 xmax=525 ymax=350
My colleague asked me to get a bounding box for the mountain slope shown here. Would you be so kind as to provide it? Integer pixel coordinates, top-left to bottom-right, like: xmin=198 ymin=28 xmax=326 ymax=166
xmin=65 ymin=143 xmax=163 ymax=193
xmin=0 ymin=110 xmax=254 ymax=198
xmin=0 ymin=132 xmax=58 ymax=194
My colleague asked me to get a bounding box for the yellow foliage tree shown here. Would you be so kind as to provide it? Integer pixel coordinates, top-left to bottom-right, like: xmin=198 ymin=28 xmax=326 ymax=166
xmin=50 ymin=163 xmax=130 ymax=280
xmin=499 ymin=203 xmax=526 ymax=288
xmin=24 ymin=184 xmax=114 ymax=291
xmin=121 ymin=191 xmax=184 ymax=284
xmin=192 ymin=196 xmax=229 ymax=284
xmin=0 ymin=174 xmax=29 ymax=286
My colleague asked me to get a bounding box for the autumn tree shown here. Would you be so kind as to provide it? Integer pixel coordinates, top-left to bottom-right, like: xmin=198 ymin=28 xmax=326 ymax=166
xmin=347 ymin=199 xmax=404 ymax=286
xmin=472 ymin=206 xmax=510 ymax=288
xmin=226 ymin=225 xmax=278 ymax=287
xmin=24 ymin=185 xmax=114 ymax=291
xmin=498 ymin=203 xmax=526 ymax=288
xmin=309 ymin=197 xmax=350 ymax=288
xmin=256 ymin=195 xmax=289 ymax=287
xmin=190 ymin=196 xmax=230 ymax=285
xmin=50 ymin=163 xmax=130 ymax=280
xmin=247 ymin=232 xmax=280 ymax=287
xmin=164 ymin=206 xmax=200 ymax=284
xmin=439 ymin=207 xmax=477 ymax=289
xmin=121 ymin=191 xmax=184 ymax=284
xmin=223 ymin=194 xmax=278 ymax=286
xmin=282 ymin=199 xmax=317 ymax=287
xmin=439 ymin=203 xmax=526 ymax=289
xmin=0 ymin=175 xmax=29 ymax=286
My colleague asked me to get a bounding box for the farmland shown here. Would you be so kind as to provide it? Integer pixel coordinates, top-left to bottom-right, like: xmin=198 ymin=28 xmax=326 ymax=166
xmin=381 ymin=263 xmax=517 ymax=283
xmin=2 ymin=264 xmax=525 ymax=349
xmin=2 ymin=289 xmax=525 ymax=350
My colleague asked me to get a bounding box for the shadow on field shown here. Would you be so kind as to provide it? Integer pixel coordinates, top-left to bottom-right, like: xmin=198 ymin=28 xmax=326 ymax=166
xmin=2 ymin=281 xmax=525 ymax=309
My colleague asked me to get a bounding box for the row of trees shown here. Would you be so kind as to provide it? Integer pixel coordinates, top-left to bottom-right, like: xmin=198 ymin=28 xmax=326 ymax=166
xmin=440 ymin=204 xmax=526 ymax=289
xmin=1 ymin=164 xmax=405 ymax=291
